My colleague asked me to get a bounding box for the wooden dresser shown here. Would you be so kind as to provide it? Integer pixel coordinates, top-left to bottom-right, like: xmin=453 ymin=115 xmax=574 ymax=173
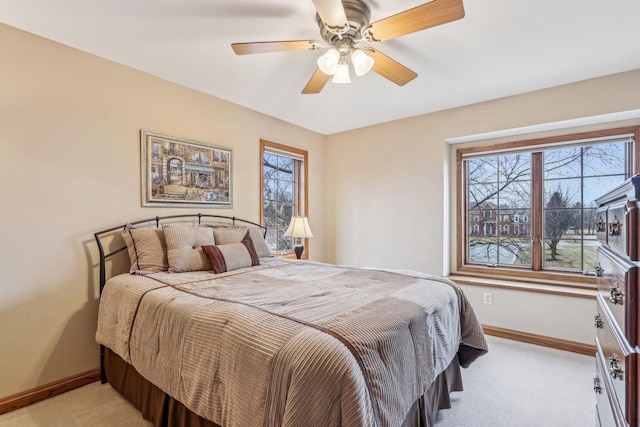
xmin=594 ymin=176 xmax=640 ymax=427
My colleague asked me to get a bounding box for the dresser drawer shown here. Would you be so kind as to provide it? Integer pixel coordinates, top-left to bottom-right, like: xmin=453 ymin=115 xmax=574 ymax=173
xmin=606 ymin=200 xmax=638 ymax=261
xmin=597 ymin=246 xmax=638 ymax=346
xmin=595 ymin=303 xmax=638 ymax=426
xmin=594 ymin=349 xmax=626 ymax=427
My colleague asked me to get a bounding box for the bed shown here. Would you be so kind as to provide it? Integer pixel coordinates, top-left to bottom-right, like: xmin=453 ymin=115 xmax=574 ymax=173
xmin=94 ymin=214 xmax=487 ymax=427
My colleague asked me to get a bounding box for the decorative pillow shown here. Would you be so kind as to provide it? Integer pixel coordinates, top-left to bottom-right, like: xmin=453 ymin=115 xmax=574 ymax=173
xmin=163 ymin=224 xmax=216 ymax=273
xmin=213 ymin=226 xmax=272 ymax=258
xmin=121 ymin=225 xmax=169 ymax=274
xmin=202 ymin=231 xmax=260 ymax=273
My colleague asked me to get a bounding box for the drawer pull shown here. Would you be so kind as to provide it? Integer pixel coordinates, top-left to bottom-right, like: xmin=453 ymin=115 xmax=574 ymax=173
xmin=608 ymin=216 xmax=620 ymax=236
xmin=594 ymin=313 xmax=603 ymax=328
xmin=594 ymin=263 xmax=604 ymax=277
xmin=593 ymin=376 xmax=602 ymax=394
xmin=609 ymin=285 xmax=623 ymax=305
xmin=609 ymin=354 xmax=623 ymax=380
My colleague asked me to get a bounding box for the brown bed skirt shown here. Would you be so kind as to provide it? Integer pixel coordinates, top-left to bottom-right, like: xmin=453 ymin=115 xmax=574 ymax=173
xmin=104 ymin=348 xmax=463 ymax=427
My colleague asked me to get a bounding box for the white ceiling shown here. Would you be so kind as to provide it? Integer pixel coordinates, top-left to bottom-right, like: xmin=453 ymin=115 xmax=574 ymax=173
xmin=2 ymin=0 xmax=640 ymax=135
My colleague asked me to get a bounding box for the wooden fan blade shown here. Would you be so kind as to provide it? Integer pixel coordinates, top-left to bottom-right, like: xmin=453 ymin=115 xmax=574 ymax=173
xmin=368 ymin=0 xmax=465 ymax=42
xmin=232 ymin=40 xmax=321 ymax=55
xmin=311 ymin=0 xmax=348 ymax=27
xmin=302 ymin=69 xmax=331 ymax=94
xmin=368 ymin=50 xmax=417 ymax=86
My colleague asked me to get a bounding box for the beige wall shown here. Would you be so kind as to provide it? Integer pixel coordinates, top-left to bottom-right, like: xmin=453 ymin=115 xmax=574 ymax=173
xmin=0 ymin=23 xmax=326 ymax=399
xmin=326 ymin=69 xmax=640 ymax=344
xmin=459 ymin=285 xmax=595 ymax=344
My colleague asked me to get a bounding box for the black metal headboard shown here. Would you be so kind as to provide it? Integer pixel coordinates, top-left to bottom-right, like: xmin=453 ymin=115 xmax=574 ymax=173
xmin=94 ymin=213 xmax=266 ymax=294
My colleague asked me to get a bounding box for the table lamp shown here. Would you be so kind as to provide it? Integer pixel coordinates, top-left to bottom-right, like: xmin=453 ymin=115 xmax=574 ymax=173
xmin=284 ymin=216 xmax=313 ymax=259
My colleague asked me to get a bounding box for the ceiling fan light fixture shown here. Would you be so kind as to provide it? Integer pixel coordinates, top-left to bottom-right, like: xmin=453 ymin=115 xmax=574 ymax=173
xmin=332 ymin=62 xmax=351 ymax=84
xmin=351 ymin=49 xmax=374 ymax=76
xmin=317 ymin=48 xmax=340 ymax=75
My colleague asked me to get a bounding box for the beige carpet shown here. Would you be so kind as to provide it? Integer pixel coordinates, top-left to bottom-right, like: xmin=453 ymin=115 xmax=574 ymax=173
xmin=0 ymin=336 xmax=594 ymax=426
xmin=434 ymin=336 xmax=595 ymax=426
xmin=0 ymin=380 xmax=151 ymax=427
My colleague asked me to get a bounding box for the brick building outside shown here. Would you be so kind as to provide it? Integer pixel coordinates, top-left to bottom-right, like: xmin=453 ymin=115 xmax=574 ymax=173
xmin=469 ymin=202 xmax=530 ymax=237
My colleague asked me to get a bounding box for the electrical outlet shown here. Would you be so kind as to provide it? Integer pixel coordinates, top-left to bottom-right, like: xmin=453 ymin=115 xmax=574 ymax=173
xmin=483 ymin=292 xmax=493 ymax=304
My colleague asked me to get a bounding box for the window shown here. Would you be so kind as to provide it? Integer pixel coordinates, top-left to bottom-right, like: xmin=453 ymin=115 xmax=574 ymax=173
xmin=260 ymin=140 xmax=308 ymax=257
xmin=458 ymin=127 xmax=638 ymax=280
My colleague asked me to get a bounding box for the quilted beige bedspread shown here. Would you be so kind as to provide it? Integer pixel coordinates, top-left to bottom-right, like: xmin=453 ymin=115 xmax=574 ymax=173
xmin=96 ymin=259 xmax=487 ymax=427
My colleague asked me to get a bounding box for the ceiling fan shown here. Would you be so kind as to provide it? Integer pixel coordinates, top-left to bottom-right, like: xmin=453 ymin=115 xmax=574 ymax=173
xmin=231 ymin=0 xmax=465 ymax=94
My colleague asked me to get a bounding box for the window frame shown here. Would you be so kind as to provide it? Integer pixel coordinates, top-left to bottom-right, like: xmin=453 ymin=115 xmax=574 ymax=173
xmin=260 ymin=139 xmax=309 ymax=259
xmin=456 ymin=126 xmax=639 ymax=285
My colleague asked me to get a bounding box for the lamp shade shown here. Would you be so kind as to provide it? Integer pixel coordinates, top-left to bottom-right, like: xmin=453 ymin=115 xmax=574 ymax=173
xmin=284 ymin=216 xmax=314 ymax=239
xmin=317 ymin=48 xmax=340 ymax=75
xmin=351 ymin=49 xmax=374 ymax=76
xmin=332 ymin=62 xmax=351 ymax=84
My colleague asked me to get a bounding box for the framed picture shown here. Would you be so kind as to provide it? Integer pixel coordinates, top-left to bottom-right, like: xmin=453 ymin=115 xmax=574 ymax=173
xmin=141 ymin=130 xmax=232 ymax=208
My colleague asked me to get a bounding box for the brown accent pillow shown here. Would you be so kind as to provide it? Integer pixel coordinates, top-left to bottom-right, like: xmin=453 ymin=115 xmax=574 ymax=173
xmin=163 ymin=224 xmax=216 ymax=273
xmin=202 ymin=231 xmax=260 ymax=274
xmin=213 ymin=226 xmax=272 ymax=258
xmin=121 ymin=225 xmax=169 ymax=274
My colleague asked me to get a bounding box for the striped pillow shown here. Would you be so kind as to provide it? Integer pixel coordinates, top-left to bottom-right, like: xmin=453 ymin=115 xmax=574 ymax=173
xmin=213 ymin=226 xmax=272 ymax=258
xmin=163 ymin=224 xmax=216 ymax=273
xmin=122 ymin=225 xmax=169 ymax=274
xmin=202 ymin=231 xmax=260 ymax=273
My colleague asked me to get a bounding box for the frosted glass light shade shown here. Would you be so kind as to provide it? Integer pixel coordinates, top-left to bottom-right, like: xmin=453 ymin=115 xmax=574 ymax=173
xmin=332 ymin=63 xmax=351 ymax=84
xmin=284 ymin=217 xmax=314 ymax=238
xmin=351 ymin=49 xmax=374 ymax=76
xmin=317 ymin=48 xmax=340 ymax=75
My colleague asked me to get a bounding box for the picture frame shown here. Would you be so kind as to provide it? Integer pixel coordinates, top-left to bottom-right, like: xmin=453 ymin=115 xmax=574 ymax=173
xmin=141 ymin=130 xmax=232 ymax=208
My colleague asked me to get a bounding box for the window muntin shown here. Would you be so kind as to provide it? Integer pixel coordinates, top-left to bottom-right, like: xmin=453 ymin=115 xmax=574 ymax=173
xmin=260 ymin=141 xmax=308 ymax=256
xmin=461 ymin=131 xmax=634 ymax=276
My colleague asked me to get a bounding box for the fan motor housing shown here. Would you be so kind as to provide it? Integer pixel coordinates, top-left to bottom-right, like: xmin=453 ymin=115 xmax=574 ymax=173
xmin=316 ymin=0 xmax=371 ymax=46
